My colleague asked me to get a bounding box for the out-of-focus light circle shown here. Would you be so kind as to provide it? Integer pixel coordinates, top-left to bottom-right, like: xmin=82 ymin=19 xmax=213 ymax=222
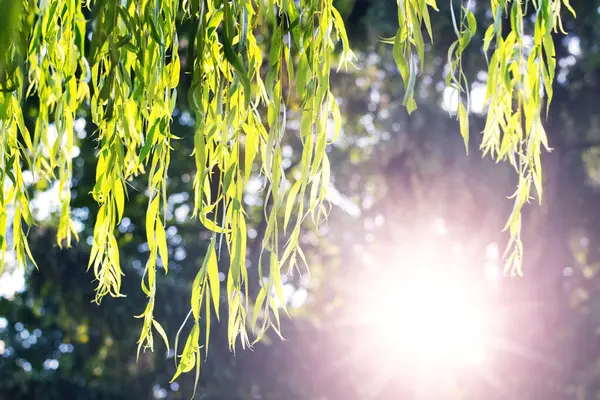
xmin=485 ymin=243 xmax=499 ymax=260
xmin=485 ymin=262 xmax=501 ymax=281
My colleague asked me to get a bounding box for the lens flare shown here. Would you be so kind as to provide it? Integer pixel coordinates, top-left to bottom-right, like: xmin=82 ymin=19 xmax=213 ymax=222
xmin=363 ymin=266 xmax=488 ymax=368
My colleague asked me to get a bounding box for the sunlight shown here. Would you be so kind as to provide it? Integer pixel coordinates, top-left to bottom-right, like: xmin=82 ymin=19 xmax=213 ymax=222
xmin=363 ymin=247 xmax=489 ymax=369
xmin=0 ymin=251 xmax=26 ymax=300
xmin=381 ymin=270 xmax=486 ymax=366
xmin=0 ymin=267 xmax=26 ymax=300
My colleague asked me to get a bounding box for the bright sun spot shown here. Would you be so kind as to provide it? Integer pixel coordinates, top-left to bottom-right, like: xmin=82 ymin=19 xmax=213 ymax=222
xmin=359 ymin=234 xmax=490 ymax=370
xmin=0 ymin=265 xmax=26 ymax=300
xmin=373 ymin=269 xmax=487 ymax=367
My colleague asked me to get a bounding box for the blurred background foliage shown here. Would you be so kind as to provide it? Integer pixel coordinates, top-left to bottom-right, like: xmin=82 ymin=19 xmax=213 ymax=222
xmin=2 ymin=0 xmax=600 ymax=398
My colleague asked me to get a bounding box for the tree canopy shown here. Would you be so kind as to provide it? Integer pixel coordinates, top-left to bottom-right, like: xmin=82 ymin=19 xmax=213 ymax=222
xmin=0 ymin=0 xmax=579 ymax=389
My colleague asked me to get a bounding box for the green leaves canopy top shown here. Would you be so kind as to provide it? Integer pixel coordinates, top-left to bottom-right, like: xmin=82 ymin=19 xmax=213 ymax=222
xmin=0 ymin=0 xmax=576 ymax=386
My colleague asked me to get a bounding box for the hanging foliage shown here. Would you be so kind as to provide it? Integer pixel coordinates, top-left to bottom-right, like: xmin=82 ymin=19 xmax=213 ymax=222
xmin=391 ymin=0 xmax=575 ymax=276
xmin=0 ymin=0 xmax=576 ymax=388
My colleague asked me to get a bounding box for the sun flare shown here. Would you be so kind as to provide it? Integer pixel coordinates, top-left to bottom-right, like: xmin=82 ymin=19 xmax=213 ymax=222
xmin=375 ymin=270 xmax=487 ymax=366
xmin=358 ymin=242 xmax=490 ymax=369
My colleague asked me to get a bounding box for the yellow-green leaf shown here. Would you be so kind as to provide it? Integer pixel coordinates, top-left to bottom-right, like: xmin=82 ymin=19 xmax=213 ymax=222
xmin=284 ymin=180 xmax=302 ymax=232
xmin=458 ymin=102 xmax=469 ymax=154
xmin=156 ymin=219 xmax=168 ymax=273
xmin=206 ymin=244 xmax=220 ymax=319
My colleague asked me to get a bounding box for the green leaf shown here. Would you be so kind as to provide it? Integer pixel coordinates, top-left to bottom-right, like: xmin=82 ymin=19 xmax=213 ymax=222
xmin=296 ymin=52 xmax=309 ymax=100
xmin=458 ymin=102 xmax=469 ymax=154
xmin=146 ymin=196 xmax=159 ymax=250
xmin=483 ymin=25 xmax=495 ymax=59
xmin=114 ymin=181 xmax=125 ymax=222
xmin=467 ymin=10 xmax=477 ymax=37
xmin=171 ymin=323 xmax=199 ymax=382
xmin=206 ymin=244 xmax=220 ymax=319
xmin=167 ymin=59 xmax=180 ymax=89
xmin=223 ymin=33 xmax=252 ymax=109
xmin=152 ymin=319 xmax=170 ymax=357
xmin=156 ymin=219 xmax=168 ymax=273
xmin=191 ymin=271 xmax=204 ymax=322
xmin=284 ymin=180 xmax=302 ymax=232
xmin=422 ymin=5 xmax=434 ymax=41
xmin=252 ymin=286 xmax=267 ymax=330
xmin=563 ymin=0 xmax=576 ymax=17
xmin=413 ymin=17 xmax=425 ymax=68
xmin=270 ymin=252 xmax=285 ymax=306
xmin=204 ymin=287 xmax=212 ymax=357
xmin=403 ymin=57 xmax=418 ymax=110
xmin=243 ymin=124 xmax=258 ymax=182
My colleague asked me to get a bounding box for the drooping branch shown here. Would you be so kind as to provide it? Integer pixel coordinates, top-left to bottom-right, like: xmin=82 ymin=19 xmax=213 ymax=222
xmin=0 ymin=0 xmax=579 ymax=391
xmin=392 ymin=0 xmax=575 ymax=276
